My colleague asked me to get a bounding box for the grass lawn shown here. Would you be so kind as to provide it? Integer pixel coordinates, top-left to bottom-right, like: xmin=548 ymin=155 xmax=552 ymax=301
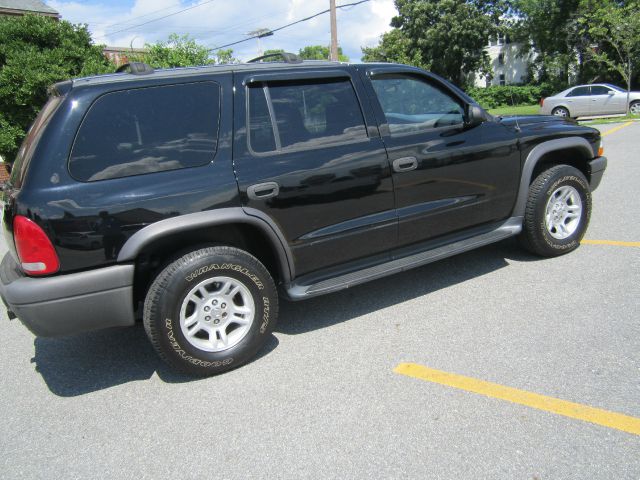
xmin=487 ymin=104 xmax=540 ymax=116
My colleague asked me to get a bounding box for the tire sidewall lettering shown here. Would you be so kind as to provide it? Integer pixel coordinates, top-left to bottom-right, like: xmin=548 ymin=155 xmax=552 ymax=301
xmin=185 ymin=262 xmax=264 ymax=290
xmin=163 ymin=317 xmax=234 ymax=368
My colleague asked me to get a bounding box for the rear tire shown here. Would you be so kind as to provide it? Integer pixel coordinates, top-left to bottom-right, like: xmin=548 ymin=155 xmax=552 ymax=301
xmin=630 ymin=101 xmax=640 ymax=115
xmin=518 ymin=165 xmax=591 ymax=257
xmin=143 ymin=246 xmax=278 ymax=376
xmin=551 ymin=106 xmax=570 ymax=118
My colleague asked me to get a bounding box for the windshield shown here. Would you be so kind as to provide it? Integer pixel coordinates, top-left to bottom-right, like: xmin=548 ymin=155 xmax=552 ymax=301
xmin=9 ymin=95 xmax=64 ymax=189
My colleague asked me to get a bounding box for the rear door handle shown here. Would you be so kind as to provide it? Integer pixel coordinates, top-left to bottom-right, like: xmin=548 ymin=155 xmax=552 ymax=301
xmin=247 ymin=182 xmax=280 ymax=200
xmin=392 ymin=157 xmax=418 ymax=173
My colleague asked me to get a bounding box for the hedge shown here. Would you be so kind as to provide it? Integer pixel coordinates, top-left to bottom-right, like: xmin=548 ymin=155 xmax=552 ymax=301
xmin=466 ymin=84 xmax=557 ymax=109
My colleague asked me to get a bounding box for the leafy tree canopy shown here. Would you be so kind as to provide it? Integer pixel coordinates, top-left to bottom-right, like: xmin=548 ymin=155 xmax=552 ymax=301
xmin=298 ymin=45 xmax=349 ymax=61
xmin=362 ymin=0 xmax=505 ymax=87
xmin=574 ymin=0 xmax=640 ymax=108
xmin=137 ymin=34 xmax=234 ymax=68
xmin=0 ymin=14 xmax=113 ymax=160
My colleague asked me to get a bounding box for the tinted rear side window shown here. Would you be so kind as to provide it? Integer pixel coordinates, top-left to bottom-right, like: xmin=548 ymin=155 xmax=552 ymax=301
xmin=247 ymin=78 xmax=367 ymax=153
xmin=69 ymin=82 xmax=220 ymax=182
xmin=566 ymin=86 xmax=590 ymax=97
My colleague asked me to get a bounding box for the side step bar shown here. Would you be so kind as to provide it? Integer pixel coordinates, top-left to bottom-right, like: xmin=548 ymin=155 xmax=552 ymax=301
xmin=286 ymin=217 xmax=522 ymax=300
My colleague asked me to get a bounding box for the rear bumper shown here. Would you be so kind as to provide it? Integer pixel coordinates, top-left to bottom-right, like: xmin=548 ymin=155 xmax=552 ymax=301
xmin=0 ymin=253 xmax=135 ymax=337
xmin=588 ymin=156 xmax=607 ymax=192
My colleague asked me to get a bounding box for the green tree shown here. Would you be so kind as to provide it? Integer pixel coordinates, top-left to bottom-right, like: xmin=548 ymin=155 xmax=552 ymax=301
xmin=262 ymin=48 xmax=285 ymax=58
xmin=361 ymin=0 xmax=504 ymax=87
xmin=0 ymin=14 xmax=113 ymax=160
xmin=509 ymin=0 xmax=581 ymax=87
xmin=137 ymin=34 xmax=234 ymax=68
xmin=361 ymin=29 xmax=420 ymax=65
xmin=298 ymin=45 xmax=349 ymax=62
xmin=577 ymin=0 xmax=640 ymax=111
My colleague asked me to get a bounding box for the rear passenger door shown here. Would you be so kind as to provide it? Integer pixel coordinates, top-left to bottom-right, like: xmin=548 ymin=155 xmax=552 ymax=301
xmin=564 ymin=86 xmax=592 ymax=116
xmin=233 ymin=68 xmax=396 ymax=277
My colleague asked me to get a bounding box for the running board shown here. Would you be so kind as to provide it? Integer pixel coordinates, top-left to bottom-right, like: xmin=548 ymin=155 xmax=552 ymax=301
xmin=286 ymin=217 xmax=522 ymax=300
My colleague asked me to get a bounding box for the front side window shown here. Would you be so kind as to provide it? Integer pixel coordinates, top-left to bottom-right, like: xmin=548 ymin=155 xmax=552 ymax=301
xmin=70 ymin=82 xmax=220 ymax=182
xmin=590 ymin=86 xmax=612 ymax=95
xmin=247 ymin=78 xmax=367 ymax=153
xmin=370 ymin=74 xmax=464 ymax=135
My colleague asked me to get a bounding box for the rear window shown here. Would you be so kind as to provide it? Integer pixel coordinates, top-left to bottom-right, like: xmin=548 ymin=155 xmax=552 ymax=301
xmin=69 ymin=82 xmax=220 ymax=182
xmin=10 ymin=95 xmax=64 ymax=188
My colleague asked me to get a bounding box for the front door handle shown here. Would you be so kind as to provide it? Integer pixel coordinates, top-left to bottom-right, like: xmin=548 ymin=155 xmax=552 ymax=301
xmin=392 ymin=156 xmax=418 ymax=173
xmin=247 ymin=182 xmax=280 ymax=200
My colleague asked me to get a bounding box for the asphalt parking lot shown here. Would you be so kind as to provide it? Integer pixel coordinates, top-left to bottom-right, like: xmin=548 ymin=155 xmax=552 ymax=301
xmin=1 ymin=122 xmax=639 ymax=479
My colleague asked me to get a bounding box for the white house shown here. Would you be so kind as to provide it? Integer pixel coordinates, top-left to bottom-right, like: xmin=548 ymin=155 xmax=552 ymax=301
xmin=474 ymin=33 xmax=534 ymax=87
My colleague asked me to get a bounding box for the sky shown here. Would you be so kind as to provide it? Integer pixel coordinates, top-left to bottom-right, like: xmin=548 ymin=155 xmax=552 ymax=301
xmin=46 ymin=0 xmax=398 ymax=62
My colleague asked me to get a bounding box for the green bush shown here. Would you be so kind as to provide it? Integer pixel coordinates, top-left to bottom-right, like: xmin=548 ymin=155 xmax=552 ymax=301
xmin=466 ymin=84 xmax=556 ymax=109
xmin=0 ymin=14 xmax=114 ymax=161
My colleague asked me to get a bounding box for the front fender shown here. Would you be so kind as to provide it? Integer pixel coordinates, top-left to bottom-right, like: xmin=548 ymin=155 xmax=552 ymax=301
xmin=512 ymin=137 xmax=594 ymax=217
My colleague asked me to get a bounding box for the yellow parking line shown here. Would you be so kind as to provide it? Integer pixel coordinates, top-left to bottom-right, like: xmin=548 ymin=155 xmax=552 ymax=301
xmin=581 ymin=239 xmax=640 ymax=247
xmin=394 ymin=363 xmax=640 ymax=436
xmin=601 ymin=121 xmax=633 ymax=136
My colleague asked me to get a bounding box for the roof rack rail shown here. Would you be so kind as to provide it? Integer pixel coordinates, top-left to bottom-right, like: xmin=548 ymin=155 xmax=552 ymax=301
xmin=247 ymin=52 xmax=302 ymax=64
xmin=115 ymin=62 xmax=155 ymax=75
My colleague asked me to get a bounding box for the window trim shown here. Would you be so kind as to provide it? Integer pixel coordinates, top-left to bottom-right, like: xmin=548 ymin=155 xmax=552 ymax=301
xmin=245 ymin=77 xmax=370 ymax=157
xmin=68 ymin=81 xmax=221 ymax=183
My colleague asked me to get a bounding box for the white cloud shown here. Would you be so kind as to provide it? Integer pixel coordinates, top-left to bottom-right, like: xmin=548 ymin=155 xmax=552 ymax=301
xmin=46 ymin=0 xmax=396 ymax=61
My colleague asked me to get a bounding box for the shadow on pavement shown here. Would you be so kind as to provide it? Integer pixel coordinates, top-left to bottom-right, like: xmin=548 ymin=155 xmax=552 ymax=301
xmin=32 ymin=324 xmax=279 ymax=397
xmin=276 ymin=238 xmax=540 ymax=335
xmin=31 ymin=238 xmax=537 ymax=396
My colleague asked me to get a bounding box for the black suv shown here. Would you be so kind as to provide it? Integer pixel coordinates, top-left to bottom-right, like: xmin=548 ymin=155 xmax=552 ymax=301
xmin=0 ymin=57 xmax=607 ymax=376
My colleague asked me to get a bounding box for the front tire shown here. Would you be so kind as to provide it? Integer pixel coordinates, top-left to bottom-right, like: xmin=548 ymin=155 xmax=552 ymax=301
xmin=143 ymin=246 xmax=278 ymax=376
xmin=518 ymin=165 xmax=591 ymax=257
xmin=630 ymin=101 xmax=640 ymax=115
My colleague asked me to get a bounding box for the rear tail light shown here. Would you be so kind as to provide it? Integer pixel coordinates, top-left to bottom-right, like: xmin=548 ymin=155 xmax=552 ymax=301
xmin=13 ymin=215 xmax=60 ymax=275
xmin=598 ymin=139 xmax=604 ymax=156
xmin=540 ymin=97 xmax=545 ymax=107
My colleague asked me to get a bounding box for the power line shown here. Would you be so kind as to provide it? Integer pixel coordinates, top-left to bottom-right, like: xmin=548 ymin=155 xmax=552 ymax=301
xmin=98 ymin=3 xmax=192 ymax=31
xmin=95 ymin=0 xmax=218 ymax=39
xmin=207 ymin=0 xmax=371 ymax=52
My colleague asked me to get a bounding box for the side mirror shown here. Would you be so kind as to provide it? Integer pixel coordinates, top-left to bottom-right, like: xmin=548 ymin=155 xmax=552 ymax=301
xmin=608 ymin=90 xmax=615 ymax=95
xmin=465 ymin=104 xmax=486 ymax=128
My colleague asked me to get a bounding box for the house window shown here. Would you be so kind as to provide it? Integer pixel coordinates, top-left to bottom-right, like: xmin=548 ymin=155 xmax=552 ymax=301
xmin=498 ymin=53 xmax=505 ymax=65
xmin=499 ymin=74 xmax=506 ymax=86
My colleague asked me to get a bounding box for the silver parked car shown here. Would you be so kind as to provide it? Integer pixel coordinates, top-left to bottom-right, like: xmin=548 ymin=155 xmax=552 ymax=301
xmin=540 ymin=84 xmax=640 ymax=118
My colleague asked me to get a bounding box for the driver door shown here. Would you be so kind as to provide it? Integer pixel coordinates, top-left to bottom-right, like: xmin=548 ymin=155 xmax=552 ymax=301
xmin=358 ymin=67 xmax=521 ymax=248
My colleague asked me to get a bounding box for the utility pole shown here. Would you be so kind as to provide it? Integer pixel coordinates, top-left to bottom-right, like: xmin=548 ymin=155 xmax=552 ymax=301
xmin=330 ymin=0 xmax=339 ymax=61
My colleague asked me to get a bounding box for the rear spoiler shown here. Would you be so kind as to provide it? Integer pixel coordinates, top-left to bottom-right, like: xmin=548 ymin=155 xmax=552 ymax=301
xmin=48 ymin=80 xmax=72 ymax=97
